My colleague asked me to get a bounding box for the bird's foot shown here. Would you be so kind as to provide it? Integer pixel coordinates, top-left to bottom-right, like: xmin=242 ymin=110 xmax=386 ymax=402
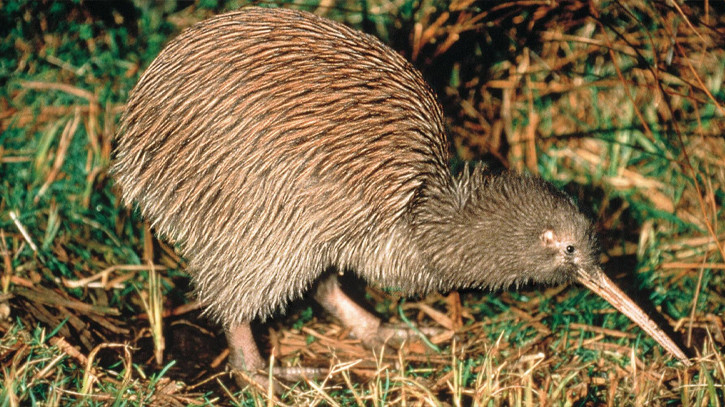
xmin=226 ymin=322 xmax=327 ymax=394
xmin=314 ymin=274 xmax=450 ymax=352
xmin=353 ymin=322 xmax=447 ymax=351
xmin=229 ymin=364 xmax=326 ymax=394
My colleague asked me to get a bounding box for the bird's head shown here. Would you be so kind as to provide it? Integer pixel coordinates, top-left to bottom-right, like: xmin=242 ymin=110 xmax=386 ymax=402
xmin=487 ymin=172 xmax=601 ymax=287
xmin=430 ymin=170 xmax=602 ymax=289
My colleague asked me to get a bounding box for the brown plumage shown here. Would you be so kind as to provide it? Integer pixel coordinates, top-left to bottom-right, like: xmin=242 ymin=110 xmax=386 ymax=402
xmin=114 ymin=7 xmax=451 ymax=326
xmin=112 ymin=7 xmax=689 ymax=386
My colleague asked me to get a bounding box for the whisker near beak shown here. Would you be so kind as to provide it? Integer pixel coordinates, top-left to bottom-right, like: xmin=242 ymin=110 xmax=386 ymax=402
xmin=576 ymin=267 xmax=691 ymax=366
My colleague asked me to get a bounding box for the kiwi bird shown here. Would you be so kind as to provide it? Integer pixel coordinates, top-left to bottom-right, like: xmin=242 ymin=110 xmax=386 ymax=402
xmin=112 ymin=7 xmax=690 ymax=386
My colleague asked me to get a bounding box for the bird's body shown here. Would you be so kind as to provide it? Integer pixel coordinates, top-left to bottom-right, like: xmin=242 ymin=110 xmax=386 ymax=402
xmin=114 ymin=7 xmax=452 ymax=325
xmin=113 ymin=7 xmax=689 ymax=386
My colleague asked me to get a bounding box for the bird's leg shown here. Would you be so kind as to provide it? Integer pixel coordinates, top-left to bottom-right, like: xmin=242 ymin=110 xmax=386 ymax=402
xmin=313 ymin=273 xmax=441 ymax=350
xmin=225 ymin=322 xmax=324 ymax=391
xmin=225 ymin=322 xmax=270 ymax=389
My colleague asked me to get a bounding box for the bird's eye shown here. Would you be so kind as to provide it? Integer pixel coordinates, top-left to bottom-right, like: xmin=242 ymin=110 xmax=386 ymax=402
xmin=565 ymin=245 xmax=576 ymax=254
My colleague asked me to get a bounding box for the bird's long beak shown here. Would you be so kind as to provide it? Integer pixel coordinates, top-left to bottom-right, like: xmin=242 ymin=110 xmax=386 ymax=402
xmin=576 ymin=267 xmax=691 ymax=366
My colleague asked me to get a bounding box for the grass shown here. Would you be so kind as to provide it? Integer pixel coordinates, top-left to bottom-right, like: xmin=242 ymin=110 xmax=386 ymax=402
xmin=1 ymin=0 xmax=724 ymax=405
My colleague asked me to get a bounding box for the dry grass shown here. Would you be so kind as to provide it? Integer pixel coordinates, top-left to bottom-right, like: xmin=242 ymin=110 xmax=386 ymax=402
xmin=1 ymin=0 xmax=723 ymax=405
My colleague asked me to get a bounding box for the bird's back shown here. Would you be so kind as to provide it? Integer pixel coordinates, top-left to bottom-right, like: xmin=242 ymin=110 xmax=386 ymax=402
xmin=112 ymin=7 xmax=450 ymax=323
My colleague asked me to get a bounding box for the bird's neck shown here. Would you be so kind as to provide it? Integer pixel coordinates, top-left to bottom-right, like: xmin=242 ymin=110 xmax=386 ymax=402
xmin=410 ymin=167 xmax=521 ymax=291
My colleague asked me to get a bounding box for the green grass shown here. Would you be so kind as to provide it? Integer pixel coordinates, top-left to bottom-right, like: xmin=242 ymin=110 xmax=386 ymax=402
xmin=1 ymin=0 xmax=724 ymax=405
